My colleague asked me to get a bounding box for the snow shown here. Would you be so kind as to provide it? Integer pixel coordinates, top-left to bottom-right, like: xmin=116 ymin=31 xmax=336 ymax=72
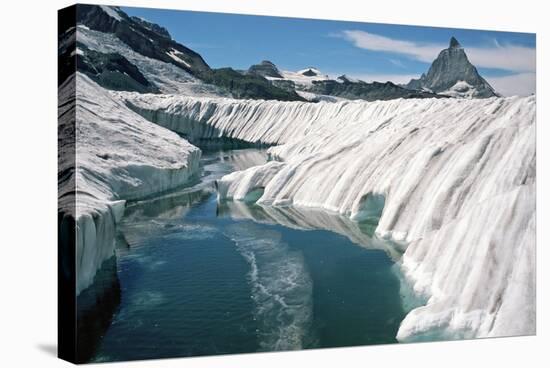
xmin=118 ymin=91 xmax=535 ymax=340
xmin=99 ymin=5 xmax=122 ymax=22
xmin=166 ymin=48 xmax=192 ymax=68
xmin=76 ymin=27 xmax=227 ymax=97
xmin=296 ymin=67 xmax=322 ymax=75
xmin=266 ymin=68 xmax=331 ymax=89
xmin=59 ymin=73 xmax=201 ymax=295
xmin=440 ymin=80 xmax=477 ymax=98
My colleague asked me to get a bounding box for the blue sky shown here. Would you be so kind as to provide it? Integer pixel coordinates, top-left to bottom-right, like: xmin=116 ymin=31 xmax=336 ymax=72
xmin=122 ymin=6 xmax=536 ymax=96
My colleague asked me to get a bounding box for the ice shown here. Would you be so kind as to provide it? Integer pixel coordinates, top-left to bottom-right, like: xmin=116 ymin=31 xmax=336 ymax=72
xmin=296 ymin=90 xmax=347 ymax=102
xmin=118 ymin=90 xmax=535 ymax=340
xmin=59 ymin=73 xmax=201 ymax=294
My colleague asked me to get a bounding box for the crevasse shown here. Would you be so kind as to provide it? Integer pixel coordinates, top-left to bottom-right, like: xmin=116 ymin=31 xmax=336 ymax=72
xmin=118 ymin=90 xmax=535 ymax=341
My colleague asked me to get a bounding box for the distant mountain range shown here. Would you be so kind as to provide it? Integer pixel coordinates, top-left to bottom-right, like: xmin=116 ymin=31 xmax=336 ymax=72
xmin=247 ymin=62 xmax=442 ymax=101
xmin=59 ymin=5 xmax=498 ymax=102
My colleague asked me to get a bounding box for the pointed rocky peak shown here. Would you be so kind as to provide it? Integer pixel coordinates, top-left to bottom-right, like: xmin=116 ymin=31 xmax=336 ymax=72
xmin=336 ymin=75 xmax=362 ymax=84
xmin=404 ymin=36 xmax=497 ymax=98
xmin=260 ymin=60 xmax=276 ymax=67
xmin=449 ymin=36 xmax=461 ymax=48
xmin=337 ymin=75 xmax=351 ymax=83
xmin=301 ymin=68 xmax=319 ymax=77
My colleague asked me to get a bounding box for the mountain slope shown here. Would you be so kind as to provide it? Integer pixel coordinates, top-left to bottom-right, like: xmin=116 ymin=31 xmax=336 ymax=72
xmin=405 ymin=37 xmax=498 ymax=98
xmin=59 ymin=5 xmax=304 ymax=101
xmin=248 ymin=60 xmax=283 ymax=78
xmin=76 ymin=5 xmax=211 ymax=76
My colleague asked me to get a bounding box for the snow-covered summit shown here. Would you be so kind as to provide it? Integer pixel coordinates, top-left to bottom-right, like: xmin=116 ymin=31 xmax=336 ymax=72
xmin=271 ymin=67 xmax=332 ymax=88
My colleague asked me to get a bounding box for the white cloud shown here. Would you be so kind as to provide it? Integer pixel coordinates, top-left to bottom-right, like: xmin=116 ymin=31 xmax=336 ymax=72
xmin=388 ymin=58 xmax=406 ymax=68
xmin=468 ymin=46 xmax=535 ymax=74
xmin=339 ymin=30 xmax=535 ymax=73
xmin=340 ymin=30 xmax=440 ymax=63
xmin=486 ymin=73 xmax=536 ymax=96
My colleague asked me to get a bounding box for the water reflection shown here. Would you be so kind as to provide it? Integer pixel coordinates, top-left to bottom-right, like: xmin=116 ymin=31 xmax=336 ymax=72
xmin=76 ymin=256 xmax=121 ymax=363
xmin=217 ymin=201 xmax=404 ymax=260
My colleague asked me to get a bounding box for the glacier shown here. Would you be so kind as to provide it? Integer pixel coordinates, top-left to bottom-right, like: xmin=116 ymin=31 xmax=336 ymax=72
xmin=59 ymin=73 xmax=201 ymax=295
xmin=117 ymin=90 xmax=536 ymax=341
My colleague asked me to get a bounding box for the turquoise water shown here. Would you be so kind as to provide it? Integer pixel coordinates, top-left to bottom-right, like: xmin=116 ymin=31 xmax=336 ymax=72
xmin=88 ymin=149 xmax=417 ymax=362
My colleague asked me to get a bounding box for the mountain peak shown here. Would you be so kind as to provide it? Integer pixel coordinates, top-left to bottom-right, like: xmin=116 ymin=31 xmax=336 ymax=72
xmin=404 ymin=36 xmax=497 ymax=98
xmin=299 ymin=67 xmax=322 ymax=77
xmin=248 ymin=60 xmax=283 ymax=78
xmin=449 ymin=36 xmax=461 ymax=48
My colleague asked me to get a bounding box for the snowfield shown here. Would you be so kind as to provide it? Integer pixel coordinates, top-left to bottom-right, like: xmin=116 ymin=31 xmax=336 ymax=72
xmin=59 ymin=73 xmax=200 ymax=295
xmin=118 ymin=90 xmax=536 ymax=341
xmin=266 ymin=68 xmax=331 ymax=89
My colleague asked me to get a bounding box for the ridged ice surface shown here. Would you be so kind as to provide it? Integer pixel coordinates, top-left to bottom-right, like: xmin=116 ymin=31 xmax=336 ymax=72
xmin=119 ymin=91 xmax=536 ymax=341
xmin=59 ymin=73 xmax=200 ymax=294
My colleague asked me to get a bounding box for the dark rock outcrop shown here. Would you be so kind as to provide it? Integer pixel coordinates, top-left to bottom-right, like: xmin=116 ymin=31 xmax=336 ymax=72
xmin=307 ymin=79 xmax=444 ymax=101
xmin=248 ymin=60 xmax=283 ymax=78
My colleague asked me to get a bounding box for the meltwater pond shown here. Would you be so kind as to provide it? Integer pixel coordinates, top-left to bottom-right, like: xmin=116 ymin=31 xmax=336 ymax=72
xmin=90 ymin=149 xmax=418 ymax=362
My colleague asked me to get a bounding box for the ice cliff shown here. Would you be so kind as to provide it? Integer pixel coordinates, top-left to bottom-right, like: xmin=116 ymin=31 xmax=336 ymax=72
xmin=119 ymin=91 xmax=535 ymax=341
xmin=59 ymin=73 xmax=200 ymax=295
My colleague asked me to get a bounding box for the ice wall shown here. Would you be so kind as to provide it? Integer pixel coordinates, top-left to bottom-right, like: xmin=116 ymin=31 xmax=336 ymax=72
xmin=115 ymin=91 xmax=353 ymax=144
xmin=119 ymin=91 xmax=536 ymax=340
xmin=59 ymin=73 xmax=201 ymax=295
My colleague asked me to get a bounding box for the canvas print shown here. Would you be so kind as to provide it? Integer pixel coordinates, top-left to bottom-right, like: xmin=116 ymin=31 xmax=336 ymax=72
xmin=57 ymin=4 xmax=536 ymax=364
